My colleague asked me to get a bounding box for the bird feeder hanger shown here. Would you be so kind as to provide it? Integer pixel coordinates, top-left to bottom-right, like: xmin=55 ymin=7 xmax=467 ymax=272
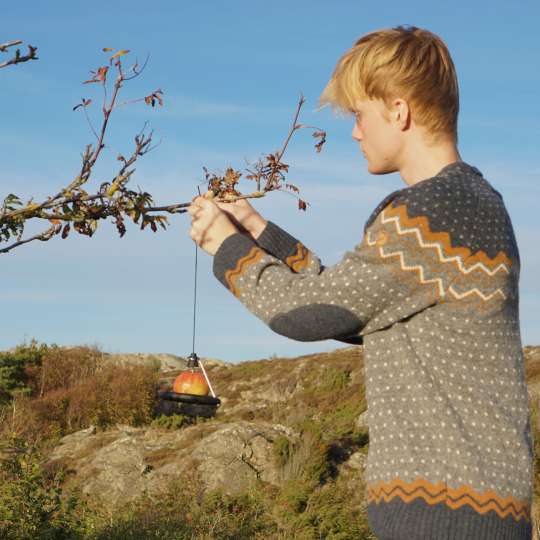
xmin=159 ymin=201 xmax=221 ymax=412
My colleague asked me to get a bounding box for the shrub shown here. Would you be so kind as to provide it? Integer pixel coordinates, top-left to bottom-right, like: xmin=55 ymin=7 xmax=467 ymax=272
xmin=88 ymin=474 xmax=275 ymax=540
xmin=273 ymin=435 xmax=291 ymax=468
xmin=0 ymin=439 xmax=85 ymax=539
xmin=3 ymin=346 xmax=159 ymax=443
xmin=0 ymin=340 xmax=48 ymax=402
xmin=151 ymin=414 xmax=195 ymax=430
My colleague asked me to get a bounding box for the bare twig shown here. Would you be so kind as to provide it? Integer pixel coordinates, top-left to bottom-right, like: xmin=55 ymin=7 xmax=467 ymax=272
xmin=0 ymin=40 xmax=38 ymax=69
xmin=276 ymin=94 xmax=305 ymax=162
xmin=0 ymin=225 xmax=59 ymax=254
xmin=0 ymin=40 xmax=22 ymax=52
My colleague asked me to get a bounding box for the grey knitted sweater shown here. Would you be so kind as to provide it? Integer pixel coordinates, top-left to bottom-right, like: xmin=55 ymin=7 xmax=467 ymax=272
xmin=213 ymin=161 xmax=533 ymax=540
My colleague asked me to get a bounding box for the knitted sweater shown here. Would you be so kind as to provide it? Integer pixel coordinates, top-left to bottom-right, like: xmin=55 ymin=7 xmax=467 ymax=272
xmin=213 ymin=161 xmax=533 ymax=540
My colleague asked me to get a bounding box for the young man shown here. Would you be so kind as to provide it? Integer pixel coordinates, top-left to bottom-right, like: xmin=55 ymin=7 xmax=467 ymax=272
xmin=188 ymin=26 xmax=533 ymax=540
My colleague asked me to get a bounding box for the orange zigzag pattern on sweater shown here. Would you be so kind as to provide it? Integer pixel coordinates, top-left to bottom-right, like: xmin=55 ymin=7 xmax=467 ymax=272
xmin=225 ymin=246 xmax=265 ymax=297
xmin=285 ymin=242 xmax=311 ymax=272
xmin=367 ymin=477 xmax=530 ymax=523
xmin=383 ymin=204 xmax=512 ymax=274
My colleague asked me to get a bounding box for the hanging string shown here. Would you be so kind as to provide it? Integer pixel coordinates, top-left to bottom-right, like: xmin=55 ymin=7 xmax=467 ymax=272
xmin=191 ymin=187 xmax=201 ymax=355
xmin=191 ymin=240 xmax=198 ymax=356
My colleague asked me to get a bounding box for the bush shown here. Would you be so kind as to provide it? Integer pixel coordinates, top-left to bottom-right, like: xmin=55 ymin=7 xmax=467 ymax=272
xmin=87 ymin=474 xmax=275 ymax=540
xmin=0 ymin=440 xmax=85 ymax=539
xmin=0 ymin=340 xmax=48 ymax=402
xmin=273 ymin=435 xmax=291 ymax=467
xmin=151 ymin=414 xmax=195 ymax=430
xmin=2 ymin=345 xmax=159 ymax=443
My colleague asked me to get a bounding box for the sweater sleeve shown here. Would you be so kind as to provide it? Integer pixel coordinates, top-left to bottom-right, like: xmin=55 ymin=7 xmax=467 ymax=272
xmin=254 ymin=220 xmax=324 ymax=276
xmin=212 ymin=197 xmax=453 ymax=343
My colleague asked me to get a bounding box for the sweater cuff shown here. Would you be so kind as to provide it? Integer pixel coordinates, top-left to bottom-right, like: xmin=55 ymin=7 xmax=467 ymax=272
xmin=257 ymin=221 xmax=310 ymax=272
xmin=213 ymin=233 xmax=264 ymax=296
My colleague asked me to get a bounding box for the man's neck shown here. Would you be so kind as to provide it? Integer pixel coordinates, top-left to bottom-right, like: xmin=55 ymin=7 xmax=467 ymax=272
xmin=399 ymin=138 xmax=462 ymax=186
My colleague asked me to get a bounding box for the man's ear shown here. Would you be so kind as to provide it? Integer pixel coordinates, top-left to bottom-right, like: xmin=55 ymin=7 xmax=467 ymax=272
xmin=393 ymin=98 xmax=410 ymax=131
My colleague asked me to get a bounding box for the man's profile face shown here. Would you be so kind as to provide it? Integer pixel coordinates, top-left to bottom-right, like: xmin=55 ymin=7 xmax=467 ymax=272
xmin=351 ymin=98 xmax=402 ymax=175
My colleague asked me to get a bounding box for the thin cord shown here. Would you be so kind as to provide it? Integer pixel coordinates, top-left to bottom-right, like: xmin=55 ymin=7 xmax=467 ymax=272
xmin=191 ymin=186 xmax=201 ymax=356
xmin=191 ymin=240 xmax=198 ymax=355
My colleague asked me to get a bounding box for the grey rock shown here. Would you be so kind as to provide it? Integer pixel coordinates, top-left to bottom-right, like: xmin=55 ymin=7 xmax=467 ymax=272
xmin=355 ymin=409 xmax=369 ymax=430
xmin=345 ymin=450 xmax=367 ymax=472
xmin=47 ymin=421 xmax=297 ymax=507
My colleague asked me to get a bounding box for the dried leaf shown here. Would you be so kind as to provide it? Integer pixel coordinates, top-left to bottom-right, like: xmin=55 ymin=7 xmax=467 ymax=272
xmin=83 ymin=66 xmax=108 ymax=84
xmin=72 ymin=98 xmax=92 ymax=111
xmin=144 ymin=89 xmax=164 ymax=107
xmin=110 ymin=49 xmax=130 ymax=61
xmin=313 ymin=130 xmax=327 ymax=153
xmin=97 ymin=66 xmax=108 ymax=82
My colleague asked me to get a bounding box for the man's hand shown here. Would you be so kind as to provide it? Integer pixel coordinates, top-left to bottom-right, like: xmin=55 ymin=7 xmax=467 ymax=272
xmin=187 ymin=196 xmax=239 ymax=256
xmin=215 ymin=198 xmax=267 ymax=240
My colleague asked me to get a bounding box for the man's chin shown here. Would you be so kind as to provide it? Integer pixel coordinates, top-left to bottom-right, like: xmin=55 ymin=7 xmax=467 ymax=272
xmin=367 ymin=162 xmax=395 ymax=175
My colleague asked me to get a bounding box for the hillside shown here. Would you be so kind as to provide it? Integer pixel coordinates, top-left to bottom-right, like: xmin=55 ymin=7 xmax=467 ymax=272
xmin=1 ymin=343 xmax=539 ymax=539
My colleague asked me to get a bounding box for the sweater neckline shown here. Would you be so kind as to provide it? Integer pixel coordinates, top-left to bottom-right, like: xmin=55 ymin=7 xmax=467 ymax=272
xmin=363 ymin=161 xmax=484 ymax=232
xmin=407 ymin=161 xmax=483 ymax=190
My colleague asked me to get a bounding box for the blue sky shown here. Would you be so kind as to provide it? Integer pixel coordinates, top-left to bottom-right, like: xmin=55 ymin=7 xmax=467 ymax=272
xmin=1 ymin=1 xmax=539 ymax=362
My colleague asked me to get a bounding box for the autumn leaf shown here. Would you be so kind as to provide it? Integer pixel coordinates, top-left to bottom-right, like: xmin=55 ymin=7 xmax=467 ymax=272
xmin=313 ymin=130 xmax=327 ymax=153
xmin=110 ymin=49 xmax=130 ymax=62
xmin=83 ymin=66 xmax=108 ymax=84
xmin=106 ymin=182 xmax=120 ymax=198
xmin=72 ymin=98 xmax=92 ymax=111
xmin=97 ymin=66 xmax=108 ymax=81
xmin=144 ymin=89 xmax=164 ymax=107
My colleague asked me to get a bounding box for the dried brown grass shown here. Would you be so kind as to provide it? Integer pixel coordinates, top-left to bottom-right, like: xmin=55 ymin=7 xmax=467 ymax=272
xmin=3 ymin=346 xmax=159 ymax=443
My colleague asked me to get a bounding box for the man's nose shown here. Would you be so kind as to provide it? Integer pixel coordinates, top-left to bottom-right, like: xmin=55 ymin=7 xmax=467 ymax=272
xmin=352 ymin=123 xmax=362 ymax=141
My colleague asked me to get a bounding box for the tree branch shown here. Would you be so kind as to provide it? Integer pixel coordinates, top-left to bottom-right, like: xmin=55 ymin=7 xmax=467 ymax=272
xmin=0 ymin=40 xmax=38 ymax=69
xmin=1 ymin=50 xmax=326 ymax=254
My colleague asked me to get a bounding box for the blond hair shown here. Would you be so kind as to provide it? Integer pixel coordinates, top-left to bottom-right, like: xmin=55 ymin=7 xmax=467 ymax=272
xmin=320 ymin=25 xmax=459 ymax=143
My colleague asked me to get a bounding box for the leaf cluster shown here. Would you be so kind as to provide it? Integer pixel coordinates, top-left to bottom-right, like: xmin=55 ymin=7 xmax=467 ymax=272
xmin=0 ymin=48 xmax=168 ymax=254
xmin=201 ymin=96 xmax=326 ymax=212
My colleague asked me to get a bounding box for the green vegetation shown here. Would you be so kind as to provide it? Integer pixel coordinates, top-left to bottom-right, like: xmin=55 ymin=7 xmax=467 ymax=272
xmin=0 ymin=343 xmax=159 ymax=445
xmin=2 ymin=343 xmax=538 ymax=538
xmin=0 ymin=341 xmax=48 ymax=402
xmin=0 ymin=441 xmax=85 ymax=539
xmin=151 ymin=413 xmax=192 ymax=430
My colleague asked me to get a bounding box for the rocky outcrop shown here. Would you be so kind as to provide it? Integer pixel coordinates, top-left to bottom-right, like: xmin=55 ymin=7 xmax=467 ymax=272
xmin=42 ymin=344 xmax=539 ymax=511
xmin=48 ymin=421 xmax=298 ymax=507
